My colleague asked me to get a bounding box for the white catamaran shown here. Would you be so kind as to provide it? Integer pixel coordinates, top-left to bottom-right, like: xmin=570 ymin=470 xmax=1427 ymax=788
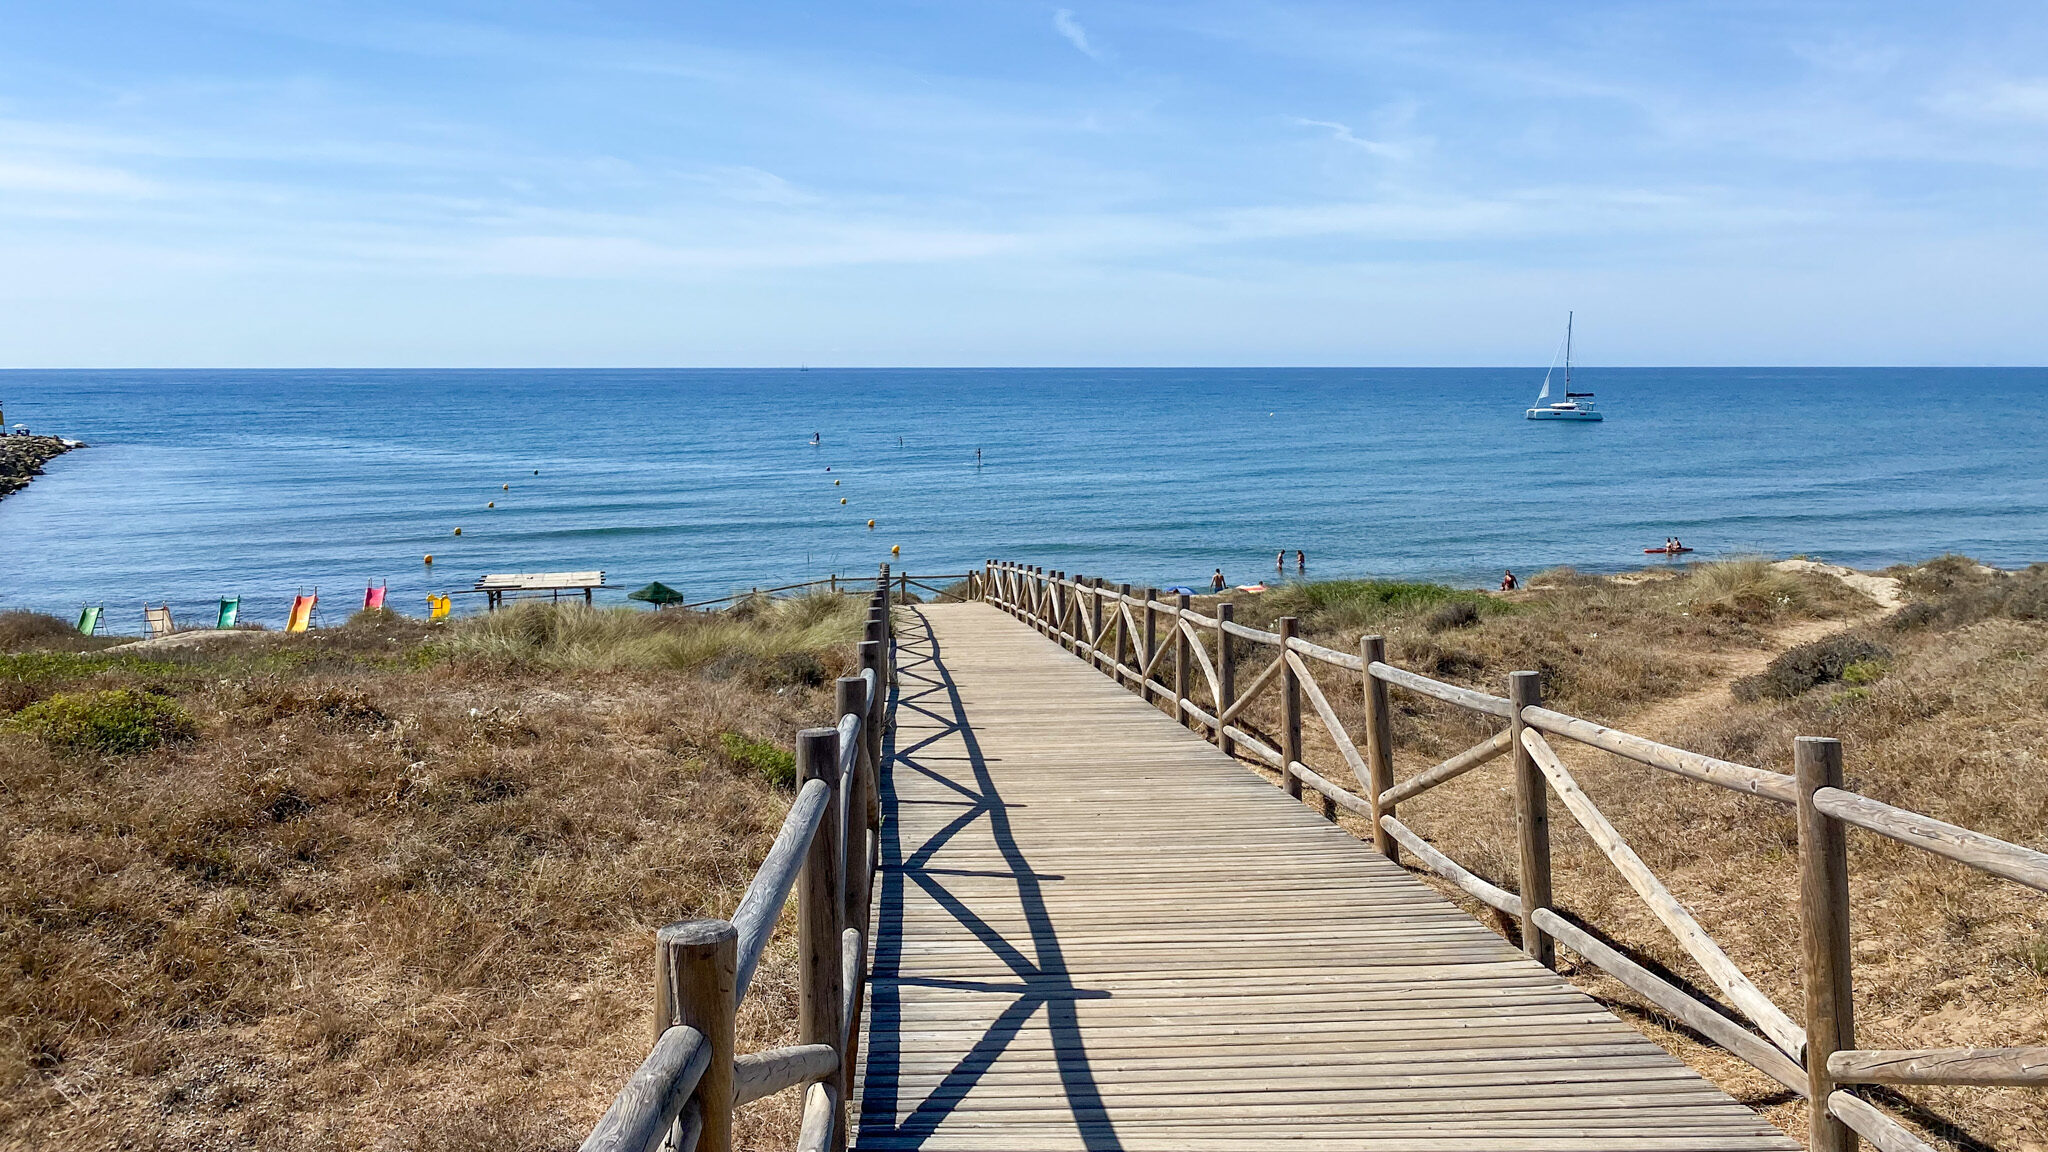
xmin=1526 ymin=312 xmax=1601 ymax=421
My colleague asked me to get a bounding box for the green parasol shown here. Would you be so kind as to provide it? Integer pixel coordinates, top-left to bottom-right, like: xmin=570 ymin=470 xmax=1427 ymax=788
xmin=628 ymin=581 xmax=688 ymax=606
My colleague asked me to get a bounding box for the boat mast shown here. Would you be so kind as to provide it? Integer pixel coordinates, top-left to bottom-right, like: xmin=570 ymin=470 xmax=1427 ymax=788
xmin=1564 ymin=311 xmax=1572 ymax=391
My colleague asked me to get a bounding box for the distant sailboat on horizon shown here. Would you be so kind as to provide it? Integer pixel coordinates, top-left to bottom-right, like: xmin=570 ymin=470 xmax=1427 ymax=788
xmin=1526 ymin=312 xmax=1602 ymax=421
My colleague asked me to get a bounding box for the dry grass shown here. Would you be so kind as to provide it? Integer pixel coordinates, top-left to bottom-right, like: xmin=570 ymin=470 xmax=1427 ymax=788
xmin=1179 ymin=559 xmax=2045 ymax=1150
xmin=0 ymin=599 xmax=865 ymax=1150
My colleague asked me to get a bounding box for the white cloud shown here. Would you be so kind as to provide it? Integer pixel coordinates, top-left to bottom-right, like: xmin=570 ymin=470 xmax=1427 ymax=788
xmin=1294 ymin=118 xmax=1409 ymax=161
xmin=1053 ymin=10 xmax=1103 ymax=60
xmin=1935 ymin=78 xmax=2048 ymax=122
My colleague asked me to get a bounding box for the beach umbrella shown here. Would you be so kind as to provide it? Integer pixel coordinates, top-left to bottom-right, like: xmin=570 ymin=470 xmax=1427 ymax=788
xmin=628 ymin=581 xmax=687 ymax=607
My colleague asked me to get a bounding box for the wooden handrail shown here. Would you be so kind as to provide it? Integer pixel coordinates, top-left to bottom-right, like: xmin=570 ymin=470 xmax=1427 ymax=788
xmin=579 ymin=1025 xmax=711 ymax=1152
xmin=583 ymin=572 xmax=893 ymax=1152
xmin=1521 ymin=705 xmax=1797 ymax=803
xmin=1369 ymin=660 xmax=1515 ymax=717
xmin=1813 ymin=786 xmax=2048 ymax=893
xmin=1828 ymin=1046 xmax=2048 ymax=1086
xmin=731 ymin=776 xmax=831 ymax=1003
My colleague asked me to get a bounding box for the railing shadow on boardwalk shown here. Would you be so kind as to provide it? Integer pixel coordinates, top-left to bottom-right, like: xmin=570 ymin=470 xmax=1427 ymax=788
xmin=859 ymin=608 xmax=1122 ymax=1151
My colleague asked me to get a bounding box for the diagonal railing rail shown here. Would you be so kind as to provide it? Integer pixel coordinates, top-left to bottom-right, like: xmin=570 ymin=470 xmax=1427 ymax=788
xmin=982 ymin=559 xmax=2048 ymax=1152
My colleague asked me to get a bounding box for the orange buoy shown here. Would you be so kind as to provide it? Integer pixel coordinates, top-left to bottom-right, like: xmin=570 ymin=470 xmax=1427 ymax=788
xmin=487 ymin=501 xmax=495 ymax=508
xmin=866 ymin=519 xmax=875 ymax=528
xmin=423 ymin=554 xmax=434 ymax=564
xmin=891 ymin=545 xmax=901 ymax=555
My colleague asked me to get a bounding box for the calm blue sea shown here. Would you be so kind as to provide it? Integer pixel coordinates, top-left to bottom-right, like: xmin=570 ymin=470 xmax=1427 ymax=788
xmin=1 ymin=368 xmax=2044 ymax=630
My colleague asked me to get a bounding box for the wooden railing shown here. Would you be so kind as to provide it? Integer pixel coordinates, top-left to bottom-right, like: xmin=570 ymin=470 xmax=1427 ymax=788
xmin=982 ymin=559 xmax=2048 ymax=1152
xmin=679 ymin=572 xmax=977 ymax=613
xmin=581 ymin=566 xmax=895 ymax=1152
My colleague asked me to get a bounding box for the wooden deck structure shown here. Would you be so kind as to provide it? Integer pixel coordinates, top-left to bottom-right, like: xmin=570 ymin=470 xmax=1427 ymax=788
xmin=856 ymin=602 xmax=1798 ymax=1150
xmin=579 ymin=562 xmax=2046 ymax=1152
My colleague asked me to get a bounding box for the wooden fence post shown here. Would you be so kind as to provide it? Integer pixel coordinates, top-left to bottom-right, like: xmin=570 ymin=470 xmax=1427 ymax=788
xmin=797 ymin=727 xmax=845 ymax=1151
xmin=1090 ymin=578 xmax=1105 ymax=670
xmin=1797 ymin=735 xmax=1855 ymax=1152
xmin=860 ymin=631 xmax=884 ymax=795
xmin=836 ymin=678 xmax=872 ymax=931
xmin=1362 ymin=635 xmax=1397 ymax=861
xmin=1174 ymin=592 xmax=1192 ymax=727
xmin=1280 ymin=617 xmax=1302 ymax=800
xmin=1509 ymin=670 xmax=1553 ymax=968
xmin=1217 ymin=603 xmax=1236 ymax=757
xmin=1117 ymin=583 xmax=1133 ymax=677
xmin=1142 ymin=590 xmax=1159 ymax=704
xmin=655 ymin=920 xmax=737 ymax=1152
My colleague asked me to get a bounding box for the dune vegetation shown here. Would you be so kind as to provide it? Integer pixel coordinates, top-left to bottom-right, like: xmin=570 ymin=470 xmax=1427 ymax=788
xmin=0 ymin=593 xmax=868 ymax=1150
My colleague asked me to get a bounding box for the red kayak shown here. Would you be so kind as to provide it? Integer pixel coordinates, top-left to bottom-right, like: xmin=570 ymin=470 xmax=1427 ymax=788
xmin=1644 ymin=546 xmax=1694 ymax=555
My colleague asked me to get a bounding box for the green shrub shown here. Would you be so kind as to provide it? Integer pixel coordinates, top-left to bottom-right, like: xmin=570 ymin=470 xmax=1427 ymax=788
xmin=7 ymin=688 xmax=197 ymax=754
xmin=1253 ymin=580 xmax=1494 ymax=635
xmin=720 ymin=732 xmax=796 ymax=788
xmin=1734 ymin=635 xmax=1893 ymax=701
xmin=1841 ymin=659 xmax=1888 ymax=686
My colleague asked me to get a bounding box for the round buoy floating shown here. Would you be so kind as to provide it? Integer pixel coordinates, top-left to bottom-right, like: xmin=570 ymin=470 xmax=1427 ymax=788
xmin=487 ymin=501 xmax=495 ymax=508
xmin=866 ymin=519 xmax=875 ymax=528
xmin=891 ymin=545 xmax=901 ymax=555
xmin=834 ymin=479 xmax=840 ymax=486
xmin=453 ymin=527 xmax=463 ymax=536
xmin=502 ymin=483 xmax=510 ymax=490
xmin=532 ymin=470 xmax=538 ymax=475
xmin=423 ymin=554 xmax=434 ymax=565
xmin=840 ymin=497 xmax=847 ymax=505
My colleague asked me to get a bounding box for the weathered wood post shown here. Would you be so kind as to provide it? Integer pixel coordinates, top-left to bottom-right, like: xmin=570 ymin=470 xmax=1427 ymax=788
xmin=1217 ymin=603 xmax=1236 ymax=757
xmin=1279 ymin=617 xmax=1303 ymax=798
xmin=1116 ymin=583 xmax=1133 ymax=677
xmin=1796 ymin=735 xmax=1855 ymax=1152
xmin=1142 ymin=589 xmax=1159 ymax=704
xmin=654 ymin=920 xmax=737 ymax=1152
xmin=1362 ymin=635 xmax=1397 ymax=861
xmin=859 ymin=639 xmax=884 ymax=786
xmin=1174 ymin=592 xmax=1192 ymax=727
xmin=1508 ymin=670 xmax=1553 ymax=968
xmin=1090 ymin=578 xmax=1105 ymax=669
xmin=797 ymin=727 xmax=845 ymax=1151
xmin=837 ymin=677 xmax=872 ymax=929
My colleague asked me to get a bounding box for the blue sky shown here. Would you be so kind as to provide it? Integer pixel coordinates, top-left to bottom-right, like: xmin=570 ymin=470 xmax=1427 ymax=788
xmin=4 ymin=1 xmax=2048 ymax=366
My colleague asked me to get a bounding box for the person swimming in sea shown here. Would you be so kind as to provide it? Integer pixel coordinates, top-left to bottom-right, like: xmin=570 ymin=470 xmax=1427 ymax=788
xmin=1212 ymin=569 xmax=1225 ymax=593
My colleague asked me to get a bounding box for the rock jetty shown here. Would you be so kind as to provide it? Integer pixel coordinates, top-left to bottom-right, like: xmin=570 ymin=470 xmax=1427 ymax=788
xmin=0 ymin=435 xmax=85 ymax=501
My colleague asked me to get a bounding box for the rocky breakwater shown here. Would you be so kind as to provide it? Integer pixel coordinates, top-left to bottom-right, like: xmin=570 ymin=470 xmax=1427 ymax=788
xmin=0 ymin=435 xmax=85 ymax=501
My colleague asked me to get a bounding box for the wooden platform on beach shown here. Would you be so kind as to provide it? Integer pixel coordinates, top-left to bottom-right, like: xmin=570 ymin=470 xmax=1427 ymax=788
xmin=854 ymin=601 xmax=1797 ymax=1151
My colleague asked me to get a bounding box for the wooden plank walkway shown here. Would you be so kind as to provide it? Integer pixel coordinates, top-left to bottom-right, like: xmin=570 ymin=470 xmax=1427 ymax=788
xmin=856 ymin=602 xmax=1798 ymax=1151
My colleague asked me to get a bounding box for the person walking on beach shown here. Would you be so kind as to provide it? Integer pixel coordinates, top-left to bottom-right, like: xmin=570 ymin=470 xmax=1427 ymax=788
xmin=1212 ymin=569 xmax=1226 ymax=593
xmin=1500 ymin=570 xmax=1518 ymax=592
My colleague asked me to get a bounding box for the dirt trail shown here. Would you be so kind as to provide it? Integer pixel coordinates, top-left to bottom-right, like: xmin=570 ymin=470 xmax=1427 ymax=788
xmin=1621 ymin=563 xmax=1903 ymax=745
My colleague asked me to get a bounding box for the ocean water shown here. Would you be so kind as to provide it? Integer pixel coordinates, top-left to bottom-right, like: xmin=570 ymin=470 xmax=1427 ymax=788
xmin=1 ymin=368 xmax=2044 ymax=630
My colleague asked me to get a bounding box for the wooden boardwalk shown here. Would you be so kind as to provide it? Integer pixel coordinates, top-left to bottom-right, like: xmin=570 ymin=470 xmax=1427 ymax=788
xmin=855 ymin=602 xmax=1798 ymax=1151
